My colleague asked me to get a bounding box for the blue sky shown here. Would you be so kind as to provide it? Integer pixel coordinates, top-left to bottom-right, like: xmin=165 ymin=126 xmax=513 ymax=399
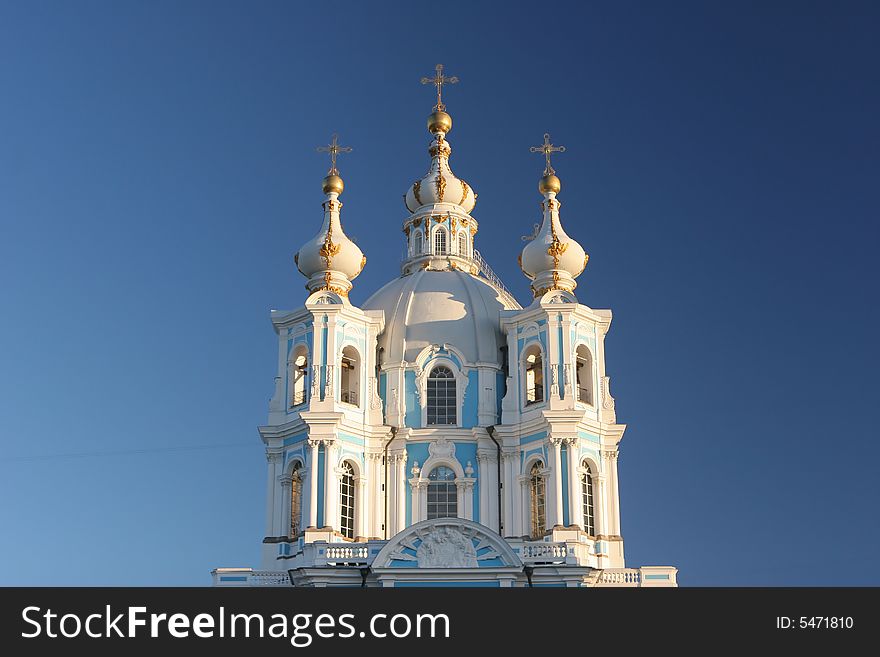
xmin=1 ymin=1 xmax=877 ymax=585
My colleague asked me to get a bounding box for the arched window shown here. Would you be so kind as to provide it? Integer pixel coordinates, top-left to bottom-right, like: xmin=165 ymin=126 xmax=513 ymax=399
xmin=427 ymin=466 xmax=457 ymax=519
xmin=426 ymin=366 xmax=456 ymax=425
xmin=524 ymin=346 xmax=544 ymax=405
xmin=339 ymin=461 xmax=356 ymax=539
xmin=581 ymin=461 xmax=595 ymax=536
xmin=289 ymin=462 xmax=303 ymax=537
xmin=457 ymin=232 xmax=467 ymax=256
xmin=576 ymin=345 xmax=593 ymax=405
xmin=434 ymin=228 xmax=447 ymax=255
xmin=529 ymin=461 xmax=546 ymax=539
xmin=291 ymin=348 xmax=309 ymax=407
xmin=340 ymin=346 xmax=360 ymax=406
xmin=413 ymin=229 xmax=423 ymax=255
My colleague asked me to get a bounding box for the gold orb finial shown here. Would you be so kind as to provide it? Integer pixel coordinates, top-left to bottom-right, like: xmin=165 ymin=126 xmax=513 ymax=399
xmin=322 ymin=174 xmax=344 ymax=195
xmin=539 ymin=173 xmax=561 ymax=194
xmin=428 ymin=110 xmax=452 ymax=135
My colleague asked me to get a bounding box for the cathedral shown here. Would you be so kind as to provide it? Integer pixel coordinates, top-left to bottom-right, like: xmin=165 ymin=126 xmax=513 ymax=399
xmin=213 ymin=66 xmax=677 ymax=588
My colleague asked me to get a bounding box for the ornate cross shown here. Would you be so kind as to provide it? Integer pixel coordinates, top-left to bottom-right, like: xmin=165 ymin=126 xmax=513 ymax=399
xmin=530 ymin=133 xmax=566 ymax=175
xmin=421 ymin=64 xmax=459 ymax=111
xmin=316 ymin=133 xmax=352 ymax=175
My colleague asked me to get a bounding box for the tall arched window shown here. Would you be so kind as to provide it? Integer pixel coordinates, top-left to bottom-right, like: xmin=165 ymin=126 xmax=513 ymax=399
xmin=340 ymin=346 xmax=361 ymax=406
xmin=427 ymin=466 xmax=457 ymax=519
xmin=524 ymin=346 xmax=544 ymax=405
xmin=426 ymin=366 xmax=456 ymax=425
xmin=434 ymin=228 xmax=447 ymax=255
xmin=576 ymin=345 xmax=593 ymax=405
xmin=289 ymin=462 xmax=303 ymax=537
xmin=457 ymin=232 xmax=467 ymax=256
xmin=291 ymin=348 xmax=309 ymax=407
xmin=529 ymin=461 xmax=546 ymax=539
xmin=413 ymin=229 xmax=423 ymax=255
xmin=339 ymin=461 xmax=355 ymax=539
xmin=581 ymin=461 xmax=595 ymax=536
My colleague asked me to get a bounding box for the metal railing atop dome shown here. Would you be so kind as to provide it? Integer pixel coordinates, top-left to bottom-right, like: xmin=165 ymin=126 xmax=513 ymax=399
xmin=472 ymin=249 xmax=521 ymax=309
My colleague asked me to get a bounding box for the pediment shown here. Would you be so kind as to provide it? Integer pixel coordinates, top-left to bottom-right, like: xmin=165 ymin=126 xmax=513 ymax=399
xmin=372 ymin=518 xmax=522 ymax=569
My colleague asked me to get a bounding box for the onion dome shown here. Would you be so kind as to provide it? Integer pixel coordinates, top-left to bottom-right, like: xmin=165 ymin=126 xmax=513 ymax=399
xmin=519 ymin=134 xmax=588 ymax=298
xmin=294 ymin=135 xmax=365 ymax=296
xmin=405 ymin=64 xmax=476 ymax=213
xmin=403 ymin=125 xmax=476 ymax=213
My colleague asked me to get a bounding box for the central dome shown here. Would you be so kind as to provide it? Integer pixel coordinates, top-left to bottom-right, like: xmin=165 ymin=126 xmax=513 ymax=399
xmin=362 ymin=270 xmax=519 ymax=365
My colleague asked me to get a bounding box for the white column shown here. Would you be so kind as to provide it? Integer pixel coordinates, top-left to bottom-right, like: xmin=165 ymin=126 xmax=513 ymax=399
xmin=323 ymin=439 xmax=339 ymax=530
xmin=477 ymin=453 xmax=490 ymax=526
xmin=363 ymin=454 xmax=375 ymax=538
xmin=397 ymin=453 xmax=407 ymax=531
xmin=547 ymin=318 xmax=561 ymax=400
xmin=560 ymin=316 xmax=574 ymax=402
xmin=356 ymin=478 xmax=368 ymax=540
xmin=567 ymin=438 xmax=583 ymax=529
xmin=595 ymin=474 xmax=608 ymax=537
xmin=486 ymin=454 xmax=499 ymax=531
xmin=279 ymin=476 xmax=292 ymax=538
xmin=501 ymin=451 xmax=517 ymax=537
xmin=373 ymin=454 xmax=384 ymax=539
xmin=265 ymin=451 xmax=280 ymax=536
xmin=519 ymin=476 xmax=530 ymax=536
xmin=548 ymin=437 xmax=564 ymax=528
xmin=298 ymin=470 xmax=309 ymax=535
xmin=457 ymin=479 xmax=475 ymax=520
xmin=308 ymin=440 xmax=320 ymax=528
xmin=608 ymin=450 xmax=621 ymax=535
xmin=324 ymin=315 xmax=339 ymax=402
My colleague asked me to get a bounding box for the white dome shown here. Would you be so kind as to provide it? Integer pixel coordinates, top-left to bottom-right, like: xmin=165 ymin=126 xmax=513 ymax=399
xmin=404 ymin=138 xmax=476 ymax=214
xmin=362 ymin=270 xmax=517 ymax=365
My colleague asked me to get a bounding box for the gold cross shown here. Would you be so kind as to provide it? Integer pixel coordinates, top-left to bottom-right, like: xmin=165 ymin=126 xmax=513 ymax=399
xmin=530 ymin=133 xmax=566 ymax=175
xmin=420 ymin=64 xmax=459 ymax=111
xmin=316 ymin=133 xmax=352 ymax=175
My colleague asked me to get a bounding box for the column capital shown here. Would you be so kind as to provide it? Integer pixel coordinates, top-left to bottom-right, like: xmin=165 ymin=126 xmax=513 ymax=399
xmin=308 ymin=438 xmax=322 ymax=449
xmin=454 ymin=477 xmax=476 ymax=491
xmin=278 ymin=475 xmax=293 ymax=487
xmin=602 ymin=449 xmax=619 ymax=461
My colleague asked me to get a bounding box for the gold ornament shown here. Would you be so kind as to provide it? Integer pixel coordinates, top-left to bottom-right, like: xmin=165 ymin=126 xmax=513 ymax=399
xmin=460 ymin=180 xmax=470 ymax=205
xmin=435 ymin=173 xmax=446 ymax=201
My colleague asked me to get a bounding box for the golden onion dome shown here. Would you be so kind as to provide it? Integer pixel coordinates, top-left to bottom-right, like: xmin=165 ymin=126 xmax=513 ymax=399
xmin=428 ymin=110 xmax=452 ymax=135
xmin=322 ymin=173 xmax=344 ymax=195
xmin=538 ymin=173 xmax=561 ymax=194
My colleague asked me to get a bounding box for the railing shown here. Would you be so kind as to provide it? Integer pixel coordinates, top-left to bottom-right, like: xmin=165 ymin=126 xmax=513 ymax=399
xmin=340 ymin=390 xmax=358 ymax=406
xmin=291 ymin=390 xmax=308 ymax=407
xmin=473 ymin=250 xmax=522 ymax=309
xmin=249 ymin=571 xmax=291 ymax=587
xmin=521 ymin=542 xmax=568 ymax=564
xmin=526 ymin=387 xmax=544 ymax=405
xmin=598 ymin=569 xmax=642 ymax=586
xmin=321 ymin=545 xmax=370 ymax=565
xmin=577 ymin=387 xmax=592 ymax=405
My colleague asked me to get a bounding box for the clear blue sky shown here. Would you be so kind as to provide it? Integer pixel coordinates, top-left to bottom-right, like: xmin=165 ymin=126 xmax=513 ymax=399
xmin=1 ymin=1 xmax=877 ymax=586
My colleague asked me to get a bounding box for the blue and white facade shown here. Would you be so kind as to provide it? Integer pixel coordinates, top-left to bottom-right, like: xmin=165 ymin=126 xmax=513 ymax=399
xmin=212 ymin=80 xmax=677 ymax=588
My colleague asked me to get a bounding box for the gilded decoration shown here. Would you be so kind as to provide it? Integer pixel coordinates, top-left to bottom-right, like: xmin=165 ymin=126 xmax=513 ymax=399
xmin=319 ymin=224 xmax=341 ymax=267
xmin=413 ymin=180 xmax=423 ymax=206
xmin=436 ymin=173 xmax=446 ymax=201
xmin=460 ymin=180 xmax=470 ymax=205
